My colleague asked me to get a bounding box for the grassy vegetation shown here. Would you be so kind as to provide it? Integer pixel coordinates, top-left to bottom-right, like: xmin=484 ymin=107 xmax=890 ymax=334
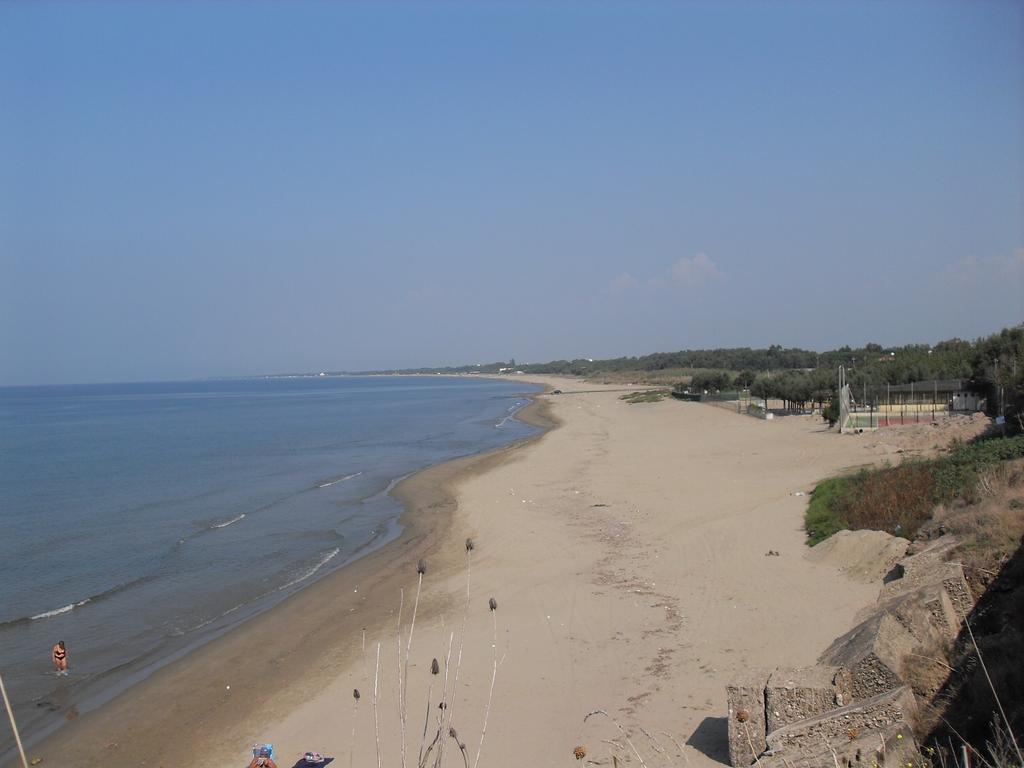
xmin=619 ymin=389 xmax=670 ymax=404
xmin=804 ymin=435 xmax=1024 ymax=545
xmin=804 ymin=476 xmax=855 ymax=545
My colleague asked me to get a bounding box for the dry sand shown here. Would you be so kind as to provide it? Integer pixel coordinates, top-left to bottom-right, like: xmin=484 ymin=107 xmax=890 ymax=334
xmin=22 ymin=376 xmax=900 ymax=768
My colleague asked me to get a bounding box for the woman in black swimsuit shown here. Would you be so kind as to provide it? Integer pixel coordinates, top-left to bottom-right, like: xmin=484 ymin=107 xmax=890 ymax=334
xmin=52 ymin=640 xmax=68 ymax=675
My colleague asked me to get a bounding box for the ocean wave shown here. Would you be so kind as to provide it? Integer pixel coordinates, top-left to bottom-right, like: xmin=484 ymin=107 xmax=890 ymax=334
xmin=279 ymin=548 xmax=341 ymax=590
xmin=496 ymin=400 xmax=527 ymax=427
xmin=209 ymin=513 xmax=245 ymax=529
xmin=0 ymin=575 xmax=153 ymax=630
xmin=31 ymin=598 xmax=90 ymax=620
xmin=184 ymin=601 xmax=247 ymax=633
xmin=317 ymin=471 xmax=362 ymax=489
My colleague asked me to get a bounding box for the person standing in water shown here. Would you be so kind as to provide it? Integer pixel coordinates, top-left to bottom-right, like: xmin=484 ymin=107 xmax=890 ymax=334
xmin=52 ymin=641 xmax=67 ymax=675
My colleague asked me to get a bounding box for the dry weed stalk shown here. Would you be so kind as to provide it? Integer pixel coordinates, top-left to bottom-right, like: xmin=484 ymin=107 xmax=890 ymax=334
xmin=395 ymin=587 xmax=406 ymax=767
xmin=417 ymin=657 xmax=440 ymax=767
xmin=584 ymin=709 xmax=649 ymax=768
xmin=439 ymin=539 xmax=474 ymax=768
xmin=963 ymin=618 xmax=1023 ymax=766
xmin=471 ymin=598 xmax=499 ymax=768
xmin=373 ymin=642 xmax=382 ymax=768
xmin=449 ymin=726 xmax=470 ymax=768
xmin=421 ymin=633 xmax=454 ymax=768
xmin=350 ymin=688 xmax=360 ymax=768
xmin=906 ymin=651 xmax=957 ymax=673
xmin=400 ymin=560 xmax=426 ymax=768
xmin=0 ymin=670 xmax=29 ymax=768
xmin=638 ymin=727 xmax=673 ymax=768
xmin=659 ymin=731 xmax=692 ymax=768
xmin=742 ymin=722 xmax=763 ymax=766
xmin=822 ymin=735 xmax=840 ymax=768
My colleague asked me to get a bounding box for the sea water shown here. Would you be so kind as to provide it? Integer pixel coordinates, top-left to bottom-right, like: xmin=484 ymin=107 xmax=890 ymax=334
xmin=0 ymin=375 xmax=540 ymax=751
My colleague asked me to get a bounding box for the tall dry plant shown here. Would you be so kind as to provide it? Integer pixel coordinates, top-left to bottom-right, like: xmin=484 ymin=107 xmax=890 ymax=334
xmin=437 ymin=538 xmax=475 ymax=768
xmin=420 ymin=633 xmax=454 ymax=768
xmin=356 ymin=539 xmax=498 ymax=768
xmin=373 ymin=642 xmax=382 ymax=768
xmin=472 ymin=597 xmax=499 ymax=768
xmin=584 ymin=710 xmax=650 ymax=768
xmin=417 ymin=656 xmax=441 ymax=768
xmin=393 ymin=586 xmax=406 ymax=765
xmin=400 ymin=559 xmax=427 ymax=768
xmin=963 ymin=618 xmax=1023 ymax=766
xmin=350 ymin=688 xmax=360 ymax=768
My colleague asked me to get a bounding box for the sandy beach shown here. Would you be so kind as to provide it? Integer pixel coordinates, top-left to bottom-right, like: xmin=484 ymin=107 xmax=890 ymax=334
xmin=20 ymin=376 xmax=891 ymax=768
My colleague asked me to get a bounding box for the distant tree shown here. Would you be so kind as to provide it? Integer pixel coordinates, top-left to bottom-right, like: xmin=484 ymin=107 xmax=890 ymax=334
xmin=824 ymin=397 xmax=840 ymax=428
xmin=751 ymin=374 xmax=774 ymax=409
xmin=736 ymin=370 xmax=757 ymax=389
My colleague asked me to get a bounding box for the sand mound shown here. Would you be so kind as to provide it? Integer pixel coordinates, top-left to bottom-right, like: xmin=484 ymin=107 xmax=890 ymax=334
xmin=862 ymin=412 xmax=992 ymax=458
xmin=807 ymin=529 xmax=910 ymax=584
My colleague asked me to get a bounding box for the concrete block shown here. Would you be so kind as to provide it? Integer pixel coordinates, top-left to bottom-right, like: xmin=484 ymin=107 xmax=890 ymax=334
xmin=758 ymin=720 xmax=918 ymax=768
xmin=819 ymin=611 xmax=916 ymax=702
xmin=887 ymin=582 xmax=960 ymax=643
xmin=726 ymin=670 xmax=771 ymax=767
xmin=765 ymin=685 xmax=918 ymax=758
xmin=882 ymin=537 xmax=974 ymax=620
xmin=765 ymin=665 xmax=850 ymax=733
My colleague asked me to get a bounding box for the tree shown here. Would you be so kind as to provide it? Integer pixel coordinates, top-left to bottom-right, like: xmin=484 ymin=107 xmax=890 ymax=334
xmin=751 ymin=374 xmax=774 ymax=409
xmin=736 ymin=370 xmax=757 ymax=389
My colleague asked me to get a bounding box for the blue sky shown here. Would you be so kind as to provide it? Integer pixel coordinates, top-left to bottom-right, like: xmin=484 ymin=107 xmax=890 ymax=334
xmin=1 ymin=1 xmax=1021 ymax=384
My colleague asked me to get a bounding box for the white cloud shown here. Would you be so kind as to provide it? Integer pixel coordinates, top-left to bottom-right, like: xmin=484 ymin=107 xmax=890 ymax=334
xmin=609 ymin=253 xmax=723 ymax=296
xmin=610 ymin=272 xmax=638 ymax=294
xmin=941 ymin=250 xmax=1023 ymax=285
xmin=668 ymin=252 xmax=721 ymax=286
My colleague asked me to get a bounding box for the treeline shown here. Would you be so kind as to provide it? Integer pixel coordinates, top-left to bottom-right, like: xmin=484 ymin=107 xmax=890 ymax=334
xmin=365 ymin=327 xmax=1024 ymax=419
xmin=685 ymin=369 xmax=836 ymax=412
xmin=674 ymin=328 xmax=1024 ymax=420
xmin=522 ymin=345 xmax=818 ymax=375
xmin=522 ymin=331 xmax=1023 ymax=389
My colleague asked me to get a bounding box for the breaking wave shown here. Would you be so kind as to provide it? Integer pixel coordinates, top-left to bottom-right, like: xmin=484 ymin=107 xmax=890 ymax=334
xmin=0 ymin=576 xmax=154 ymax=630
xmin=279 ymin=548 xmax=341 ymax=590
xmin=317 ymin=472 xmax=362 ymax=489
xmin=210 ymin=513 xmax=246 ymax=529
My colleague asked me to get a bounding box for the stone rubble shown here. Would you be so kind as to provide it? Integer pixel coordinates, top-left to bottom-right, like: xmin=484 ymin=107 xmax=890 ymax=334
xmin=723 ymin=532 xmax=976 ymax=766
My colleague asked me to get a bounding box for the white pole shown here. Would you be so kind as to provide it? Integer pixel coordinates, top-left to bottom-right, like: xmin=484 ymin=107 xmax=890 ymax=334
xmin=0 ymin=670 xmax=29 ymax=768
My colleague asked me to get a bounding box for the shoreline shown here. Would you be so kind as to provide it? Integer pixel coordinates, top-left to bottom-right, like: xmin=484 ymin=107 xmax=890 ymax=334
xmin=18 ymin=377 xmax=894 ymax=767
xmin=10 ymin=386 xmax=555 ymax=767
xmin=246 ymin=376 xmax=889 ymax=767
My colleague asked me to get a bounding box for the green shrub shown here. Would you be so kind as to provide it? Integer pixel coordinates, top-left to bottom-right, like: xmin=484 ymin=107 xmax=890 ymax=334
xmin=835 ymin=463 xmax=937 ymax=538
xmin=804 ymin=435 xmax=1024 ymax=545
xmin=805 ymin=476 xmax=852 ymax=545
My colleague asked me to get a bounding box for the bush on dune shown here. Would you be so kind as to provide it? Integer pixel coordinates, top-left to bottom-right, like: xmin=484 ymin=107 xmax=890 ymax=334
xmin=804 ymin=435 xmax=1024 ymax=545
